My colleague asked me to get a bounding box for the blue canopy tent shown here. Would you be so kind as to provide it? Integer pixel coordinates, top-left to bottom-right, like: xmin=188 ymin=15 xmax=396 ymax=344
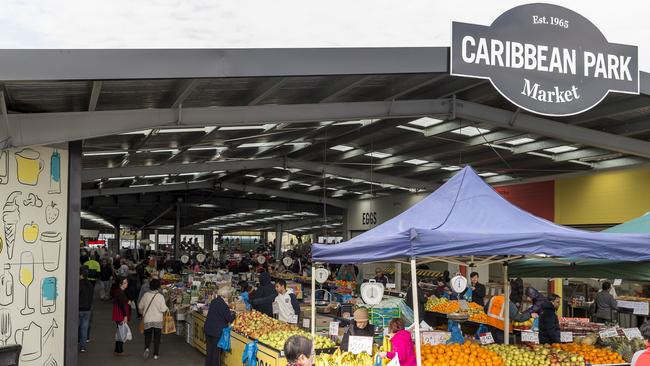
xmin=310 ymin=167 xmax=650 ymax=363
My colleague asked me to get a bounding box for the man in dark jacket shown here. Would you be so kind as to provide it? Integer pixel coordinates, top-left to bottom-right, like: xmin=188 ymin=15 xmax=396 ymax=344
xmin=406 ymin=283 xmax=426 ymax=316
xmin=79 ymin=266 xmax=94 ymax=352
xmin=539 ymin=293 xmax=561 ymax=344
xmin=469 ymin=272 xmax=487 ymax=306
xmin=204 ymin=287 xmax=235 ymax=366
xmin=251 ymin=272 xmax=277 ymax=317
xmin=340 ymin=308 xmax=375 ymax=351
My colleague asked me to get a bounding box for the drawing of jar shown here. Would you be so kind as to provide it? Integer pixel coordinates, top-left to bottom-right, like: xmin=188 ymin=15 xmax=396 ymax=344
xmin=15 ymin=149 xmax=44 ymax=186
xmin=0 ymin=264 xmax=13 ymax=306
xmin=40 ymin=232 xmax=62 ymax=272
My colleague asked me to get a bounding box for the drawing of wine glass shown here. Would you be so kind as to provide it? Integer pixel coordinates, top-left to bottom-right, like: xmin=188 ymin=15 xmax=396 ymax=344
xmin=19 ymin=251 xmax=34 ymax=315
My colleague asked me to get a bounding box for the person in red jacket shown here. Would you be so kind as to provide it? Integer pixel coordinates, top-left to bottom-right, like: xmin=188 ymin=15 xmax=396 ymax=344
xmin=632 ymin=321 xmax=650 ymax=365
xmin=377 ymin=318 xmax=416 ymax=366
xmin=112 ymin=276 xmax=131 ymax=356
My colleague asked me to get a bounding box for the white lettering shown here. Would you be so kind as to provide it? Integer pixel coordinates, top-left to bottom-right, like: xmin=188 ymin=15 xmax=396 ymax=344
xmin=512 ymin=42 xmax=524 ymax=68
xmin=549 ymin=48 xmax=563 ymax=73
xmin=584 ymin=52 xmax=596 ymax=77
xmin=521 ymin=79 xmax=580 ymax=103
xmin=594 ymin=53 xmax=607 ymax=78
xmin=620 ymin=56 xmax=632 ymax=81
xmin=490 ymin=39 xmax=505 ymax=67
xmin=607 ymin=54 xmax=620 ymax=80
xmin=475 ymin=38 xmax=490 ymax=65
xmin=462 ymin=36 xmax=476 ymax=63
xmin=564 ymin=49 xmax=576 ymax=75
xmin=537 ymin=45 xmax=548 ymax=72
xmin=524 ymin=43 xmax=536 ymax=70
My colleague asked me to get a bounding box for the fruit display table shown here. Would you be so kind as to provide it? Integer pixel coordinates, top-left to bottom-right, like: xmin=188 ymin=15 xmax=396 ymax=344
xmin=221 ymin=331 xmax=289 ymax=366
xmin=191 ymin=311 xmax=207 ymax=355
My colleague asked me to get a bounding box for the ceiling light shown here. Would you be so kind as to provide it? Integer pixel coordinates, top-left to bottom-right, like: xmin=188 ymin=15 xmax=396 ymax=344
xmin=150 ymin=149 xmax=179 ymax=154
xmin=505 ymin=137 xmax=535 ymax=146
xmin=478 ymin=172 xmax=498 ymax=177
xmin=120 ymin=129 xmax=152 ymax=135
xmin=179 ymin=172 xmax=200 ymax=176
xmin=245 ymin=174 xmax=258 ymax=178
xmin=330 ymin=145 xmax=354 ymax=152
xmin=396 ymin=125 xmax=424 ymax=133
xmin=404 ymin=159 xmax=429 ymax=165
xmin=364 ymin=152 xmax=392 ymax=159
xmin=187 ymin=146 xmax=227 ymax=151
xmin=284 ymin=142 xmax=311 ymax=147
xmin=451 ymin=127 xmax=491 ymax=136
xmin=220 ymin=124 xmax=275 ymax=131
xmin=333 ymin=119 xmax=372 ymax=126
xmin=130 ymin=183 xmax=154 ymax=188
xmin=544 ymin=145 xmax=578 ymax=154
xmin=271 ymin=177 xmax=288 ymax=182
xmin=143 ymin=174 xmax=168 ymax=179
xmin=83 ymin=151 xmax=128 ymax=157
xmin=326 ymin=187 xmax=337 ymax=191
xmin=408 ymin=117 xmax=443 ymax=128
xmin=238 ymin=142 xmax=279 ymax=148
xmin=441 ymin=165 xmax=462 ymax=171
xmin=108 ymin=176 xmax=136 ymax=181
xmin=298 ymin=182 xmax=312 ymax=187
xmin=158 ymin=127 xmax=214 ymax=133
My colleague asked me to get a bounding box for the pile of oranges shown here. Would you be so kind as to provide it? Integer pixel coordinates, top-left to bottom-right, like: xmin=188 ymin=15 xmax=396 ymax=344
xmin=469 ymin=312 xmax=489 ymax=323
xmin=420 ymin=342 xmax=504 ymax=366
xmin=553 ymin=343 xmax=625 ymax=365
xmin=429 ymin=301 xmax=460 ymax=314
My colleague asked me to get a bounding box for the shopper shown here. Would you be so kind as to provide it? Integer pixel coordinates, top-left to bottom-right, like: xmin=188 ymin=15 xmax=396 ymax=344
xmin=525 ymin=287 xmax=547 ymax=315
xmin=336 ymin=264 xmax=357 ymax=282
xmin=79 ymin=266 xmax=94 ymax=353
xmin=539 ymin=294 xmax=561 ymax=344
xmin=125 ymin=264 xmax=141 ymax=317
xmin=468 ymin=272 xmax=486 ymax=306
xmin=374 ymin=268 xmax=388 ymax=286
xmin=83 ymin=255 xmax=101 ymax=288
xmin=510 ymin=278 xmax=525 ymax=309
xmin=377 ymin=318 xmax=416 ymax=366
xmin=251 ymin=272 xmax=277 ymax=317
xmin=284 ymin=335 xmax=314 ymax=366
xmin=340 ymin=308 xmax=375 ymax=351
xmin=485 ymin=292 xmax=533 ymax=344
xmin=138 ymin=278 xmax=168 ymax=360
xmin=595 ymin=281 xmax=618 ymax=323
xmin=100 ymin=258 xmax=113 ymax=301
xmin=274 ymin=279 xmax=301 ymax=323
xmin=204 ymin=287 xmax=236 ymax=366
xmin=631 ymin=321 xmax=650 ymax=365
xmin=112 ymin=276 xmax=131 ymax=356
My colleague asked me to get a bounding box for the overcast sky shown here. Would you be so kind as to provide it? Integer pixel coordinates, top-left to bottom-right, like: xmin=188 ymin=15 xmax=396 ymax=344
xmin=1 ymin=0 xmax=648 ymax=70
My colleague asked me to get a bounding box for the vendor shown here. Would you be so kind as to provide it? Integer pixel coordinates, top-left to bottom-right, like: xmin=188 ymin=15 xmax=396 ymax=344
xmin=406 ymin=283 xmax=426 ymax=316
xmin=251 ymin=272 xmax=277 ymax=317
xmin=374 ymin=268 xmax=388 ymax=286
xmin=340 ymin=308 xmax=375 ymax=351
xmin=468 ymin=272 xmax=486 ymax=306
xmin=337 ymin=264 xmax=357 ymax=282
xmin=485 ymin=292 xmax=533 ymax=344
xmin=274 ymin=279 xmax=301 ymax=323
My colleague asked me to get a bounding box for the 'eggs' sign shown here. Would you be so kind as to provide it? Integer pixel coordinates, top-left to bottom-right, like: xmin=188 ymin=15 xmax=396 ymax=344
xmin=451 ymin=3 xmax=639 ymax=116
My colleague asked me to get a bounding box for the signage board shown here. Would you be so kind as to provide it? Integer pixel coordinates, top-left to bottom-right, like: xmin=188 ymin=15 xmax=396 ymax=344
xmin=422 ymin=331 xmax=451 ymax=345
xmin=479 ymin=332 xmax=495 ymax=344
xmin=348 ymin=336 xmax=374 ymax=355
xmin=451 ymin=3 xmax=639 ymax=116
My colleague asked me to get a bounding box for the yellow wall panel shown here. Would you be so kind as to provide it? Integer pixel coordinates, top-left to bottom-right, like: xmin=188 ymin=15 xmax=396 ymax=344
xmin=555 ymin=167 xmax=650 ymax=225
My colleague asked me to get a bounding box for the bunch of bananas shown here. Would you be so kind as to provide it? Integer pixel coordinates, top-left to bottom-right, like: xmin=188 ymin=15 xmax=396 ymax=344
xmin=315 ymin=348 xmax=374 ymax=366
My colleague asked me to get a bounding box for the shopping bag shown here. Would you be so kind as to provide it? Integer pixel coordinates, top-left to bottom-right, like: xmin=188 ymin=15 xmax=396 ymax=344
xmin=386 ymin=353 xmax=400 ymax=366
xmin=532 ymin=316 xmax=539 ymax=332
xmin=217 ymin=326 xmax=232 ymax=351
xmin=476 ymin=324 xmax=489 ymax=339
xmin=242 ymin=340 xmax=258 ymax=366
xmin=446 ymin=320 xmax=464 ymax=344
xmin=115 ymin=322 xmax=133 ymax=342
xmin=374 ymin=355 xmax=383 ymax=366
xmin=463 ymin=288 xmax=473 ymax=302
xmin=162 ymin=311 xmax=177 ymax=334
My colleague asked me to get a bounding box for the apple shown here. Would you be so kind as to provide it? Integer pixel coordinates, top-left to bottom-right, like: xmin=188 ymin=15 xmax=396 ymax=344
xmin=23 ymin=222 xmax=38 ymax=243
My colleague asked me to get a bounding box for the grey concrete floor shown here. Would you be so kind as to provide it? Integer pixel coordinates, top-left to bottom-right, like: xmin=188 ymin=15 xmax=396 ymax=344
xmin=78 ymin=287 xmax=205 ymax=366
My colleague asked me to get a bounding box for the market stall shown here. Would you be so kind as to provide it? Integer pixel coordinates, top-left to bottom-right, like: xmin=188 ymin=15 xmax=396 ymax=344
xmin=312 ymin=166 xmax=650 ymax=366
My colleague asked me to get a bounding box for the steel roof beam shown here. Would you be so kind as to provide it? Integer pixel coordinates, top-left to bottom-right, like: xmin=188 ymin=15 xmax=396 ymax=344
xmin=2 ymin=98 xmax=451 ymax=148
xmin=511 ymin=139 xmax=567 ymax=154
xmin=384 ymin=74 xmax=448 ymax=101
xmin=170 ymin=79 xmax=200 ymax=108
xmin=552 ymin=148 xmax=615 ymax=162
xmin=247 ymin=78 xmax=287 ymax=106
xmin=454 ymin=100 xmax=650 ymax=159
xmin=219 ymin=181 xmax=348 ymax=208
xmin=319 ymin=75 xmax=373 ymax=103
xmin=88 ymin=81 xmax=102 ymax=111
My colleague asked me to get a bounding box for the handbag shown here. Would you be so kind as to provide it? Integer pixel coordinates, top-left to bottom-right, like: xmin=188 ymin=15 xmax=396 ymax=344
xmin=139 ymin=293 xmax=158 ymax=334
xmin=162 ymin=311 xmax=176 ymax=334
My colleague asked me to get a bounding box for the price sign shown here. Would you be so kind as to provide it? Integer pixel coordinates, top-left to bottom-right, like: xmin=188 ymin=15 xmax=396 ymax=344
xmin=329 ymin=321 xmax=340 ymax=336
xmin=479 ymin=332 xmax=495 ymax=345
xmin=386 ymin=283 xmax=396 ymax=290
xmin=614 ymin=279 xmax=622 ymax=286
xmin=623 ymin=328 xmax=643 ymax=340
xmin=288 ymin=315 xmax=298 ymax=324
xmin=634 ymin=302 xmax=649 ymax=315
xmin=560 ymin=332 xmax=573 ymax=343
xmin=422 ymin=331 xmax=451 ymax=345
xmin=599 ymin=328 xmax=619 ymax=339
xmin=348 ymin=336 xmax=374 ymax=355
xmin=521 ymin=331 xmax=539 ymax=344
xmin=302 ymin=318 xmax=310 ymax=329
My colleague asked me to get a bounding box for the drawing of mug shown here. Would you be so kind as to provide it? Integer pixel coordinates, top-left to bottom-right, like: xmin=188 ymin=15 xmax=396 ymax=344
xmin=40 ymin=232 xmax=62 ymax=272
xmin=15 ymin=149 xmax=44 ymax=186
xmin=15 ymin=321 xmax=42 ymax=361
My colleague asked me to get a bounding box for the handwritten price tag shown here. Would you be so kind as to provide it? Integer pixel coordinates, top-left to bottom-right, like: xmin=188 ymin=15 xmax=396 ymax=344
xmin=479 ymin=332 xmax=495 ymax=344
xmin=599 ymin=328 xmax=618 ymax=339
xmin=521 ymin=331 xmax=539 ymax=344
xmin=329 ymin=321 xmax=340 ymax=336
xmin=302 ymin=318 xmax=310 ymax=329
xmin=560 ymin=332 xmax=573 ymax=343
xmin=422 ymin=331 xmax=451 ymax=345
xmin=623 ymin=328 xmax=643 ymax=340
xmin=348 ymin=336 xmax=374 ymax=355
xmin=288 ymin=315 xmax=298 ymax=324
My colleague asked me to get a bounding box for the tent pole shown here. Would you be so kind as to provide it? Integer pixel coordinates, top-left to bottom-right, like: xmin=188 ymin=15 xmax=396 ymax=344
xmin=503 ymin=262 xmax=510 ymax=345
xmin=411 ymin=258 xmax=422 ymax=366
xmin=311 ymin=265 xmax=316 ymax=337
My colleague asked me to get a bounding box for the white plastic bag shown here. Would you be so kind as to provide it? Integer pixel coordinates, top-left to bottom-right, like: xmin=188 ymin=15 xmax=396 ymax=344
xmin=115 ymin=322 xmax=133 ymax=342
xmin=386 ymin=353 xmax=400 ymax=366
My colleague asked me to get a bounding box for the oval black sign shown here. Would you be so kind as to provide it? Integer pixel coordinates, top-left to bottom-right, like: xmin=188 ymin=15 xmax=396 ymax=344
xmin=451 ymin=3 xmax=639 ymax=116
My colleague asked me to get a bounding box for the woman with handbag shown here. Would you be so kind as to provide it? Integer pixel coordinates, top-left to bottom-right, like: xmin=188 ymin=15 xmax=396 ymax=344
xmin=112 ymin=276 xmax=131 ymax=356
xmin=138 ymin=278 xmax=168 ymax=360
xmin=204 ymin=286 xmax=236 ymax=366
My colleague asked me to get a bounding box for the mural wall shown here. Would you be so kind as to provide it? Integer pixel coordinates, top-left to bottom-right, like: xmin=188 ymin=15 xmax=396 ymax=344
xmin=0 ymin=146 xmax=67 ymax=366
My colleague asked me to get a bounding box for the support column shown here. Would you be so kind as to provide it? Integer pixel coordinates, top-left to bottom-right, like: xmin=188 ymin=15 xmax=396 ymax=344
xmin=174 ymin=198 xmax=181 ymax=259
xmin=65 ymin=141 xmax=82 ymax=366
xmin=113 ymin=219 xmax=121 ymax=255
xmin=154 ymin=229 xmax=159 ymax=251
xmin=205 ymin=230 xmax=214 ymax=251
xmin=504 ymin=262 xmax=510 ymax=345
xmin=395 ymin=263 xmax=402 ymax=292
xmin=275 ymin=223 xmax=282 ymax=259
xmin=411 ymin=258 xmax=422 ymax=366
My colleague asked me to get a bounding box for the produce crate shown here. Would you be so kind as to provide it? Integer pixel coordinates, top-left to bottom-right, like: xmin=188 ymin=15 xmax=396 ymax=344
xmin=370 ymin=307 xmax=401 ymax=328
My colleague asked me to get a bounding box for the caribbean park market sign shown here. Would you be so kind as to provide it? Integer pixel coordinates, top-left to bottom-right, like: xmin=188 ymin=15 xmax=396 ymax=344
xmin=451 ymin=3 xmax=639 ymax=116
